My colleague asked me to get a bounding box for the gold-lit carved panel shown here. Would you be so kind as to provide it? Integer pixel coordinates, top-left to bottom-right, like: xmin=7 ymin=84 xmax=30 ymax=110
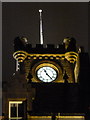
xmin=13 ymin=51 xmax=79 ymax=83
xmin=28 ymin=115 xmax=85 ymax=120
xmin=13 ymin=51 xmax=78 ymax=63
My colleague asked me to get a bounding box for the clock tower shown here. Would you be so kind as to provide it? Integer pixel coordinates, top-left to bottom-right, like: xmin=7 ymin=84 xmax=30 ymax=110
xmin=12 ymin=35 xmax=89 ymax=119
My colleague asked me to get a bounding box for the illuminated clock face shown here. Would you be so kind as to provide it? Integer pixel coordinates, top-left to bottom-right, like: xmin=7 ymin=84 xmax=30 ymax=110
xmin=36 ymin=66 xmax=58 ymax=82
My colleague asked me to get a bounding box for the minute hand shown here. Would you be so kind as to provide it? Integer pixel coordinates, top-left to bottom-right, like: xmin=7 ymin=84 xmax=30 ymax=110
xmin=44 ymin=70 xmax=52 ymax=79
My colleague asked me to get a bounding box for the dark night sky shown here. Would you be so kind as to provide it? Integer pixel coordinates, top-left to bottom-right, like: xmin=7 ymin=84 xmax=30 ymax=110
xmin=2 ymin=2 xmax=88 ymax=82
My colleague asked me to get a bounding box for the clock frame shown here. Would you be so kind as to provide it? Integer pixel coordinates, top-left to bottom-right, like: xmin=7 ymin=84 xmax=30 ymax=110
xmin=36 ymin=64 xmax=58 ymax=82
xmin=31 ymin=60 xmax=64 ymax=83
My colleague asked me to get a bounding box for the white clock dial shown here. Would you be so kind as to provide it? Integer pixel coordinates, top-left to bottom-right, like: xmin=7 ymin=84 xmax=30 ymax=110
xmin=37 ymin=66 xmax=57 ymax=82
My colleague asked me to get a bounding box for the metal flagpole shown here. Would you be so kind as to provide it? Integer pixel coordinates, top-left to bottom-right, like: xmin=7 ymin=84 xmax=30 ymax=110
xmin=39 ymin=9 xmax=44 ymax=45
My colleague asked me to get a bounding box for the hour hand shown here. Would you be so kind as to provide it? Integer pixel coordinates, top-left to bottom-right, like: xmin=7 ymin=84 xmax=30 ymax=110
xmin=44 ymin=69 xmax=52 ymax=79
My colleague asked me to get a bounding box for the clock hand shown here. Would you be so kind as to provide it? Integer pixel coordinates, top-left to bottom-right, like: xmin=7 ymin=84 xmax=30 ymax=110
xmin=44 ymin=69 xmax=53 ymax=80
